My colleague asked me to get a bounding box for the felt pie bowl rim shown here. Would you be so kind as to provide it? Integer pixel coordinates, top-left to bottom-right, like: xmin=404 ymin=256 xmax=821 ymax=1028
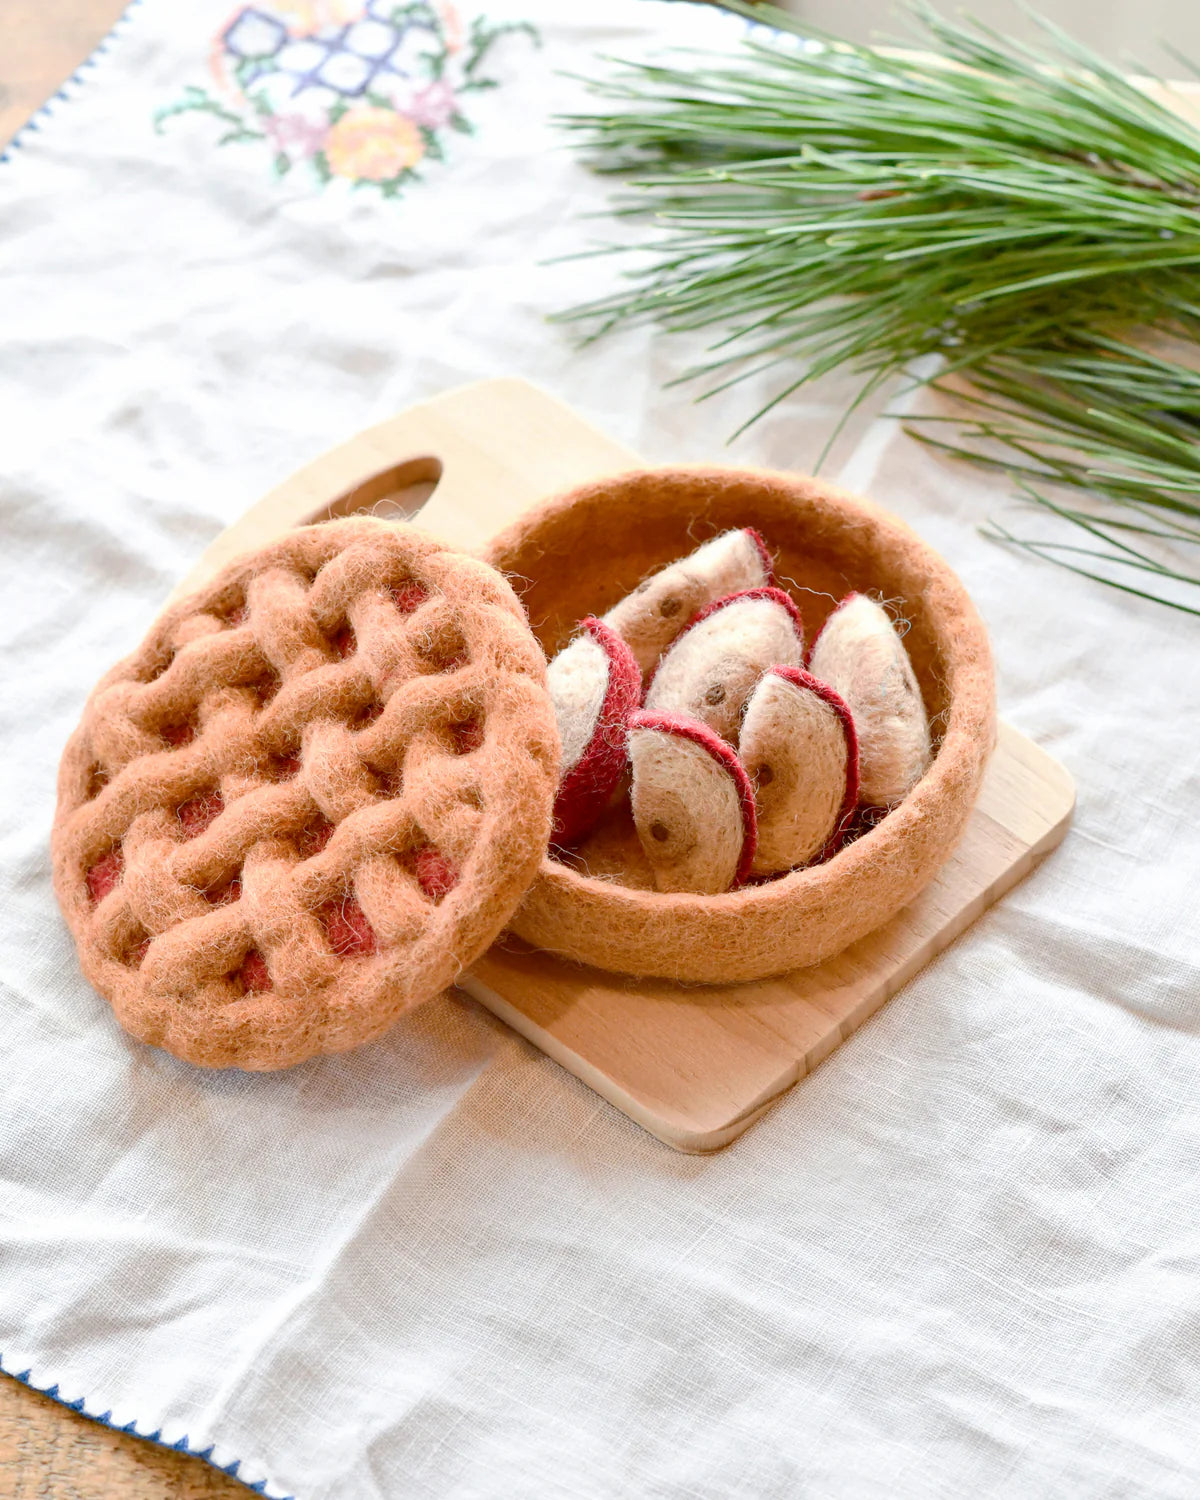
xmin=484 ymin=465 xmax=996 ymax=985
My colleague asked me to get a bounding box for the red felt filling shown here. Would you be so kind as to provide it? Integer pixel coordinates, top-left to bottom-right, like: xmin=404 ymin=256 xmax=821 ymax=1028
xmin=238 ymin=949 xmax=273 ymax=992
xmin=629 ymin=710 xmax=759 ymax=888
xmin=551 ymin=617 xmax=642 ymax=848
xmin=449 ymin=718 xmax=484 ymax=754
xmin=296 ymin=817 xmax=335 ymax=859
xmin=414 ymin=844 xmax=458 ymax=902
xmin=389 ymin=582 xmax=429 ymax=615
xmin=271 ymin=752 xmax=302 ymax=781
xmin=178 ymin=790 xmax=224 ymax=839
xmin=162 ymin=721 xmax=196 ymax=748
xmin=86 ymin=847 xmax=124 ymax=904
xmin=320 ymin=897 xmax=378 ymax=957
xmin=332 ymin=626 xmax=357 ymax=659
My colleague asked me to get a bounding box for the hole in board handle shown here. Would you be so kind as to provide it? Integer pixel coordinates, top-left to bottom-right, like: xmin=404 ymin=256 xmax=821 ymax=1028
xmin=301 ymin=455 xmax=443 ymax=528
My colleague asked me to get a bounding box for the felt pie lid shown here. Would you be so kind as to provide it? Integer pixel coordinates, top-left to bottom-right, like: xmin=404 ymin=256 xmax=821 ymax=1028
xmin=51 ymin=516 xmax=561 ymax=1071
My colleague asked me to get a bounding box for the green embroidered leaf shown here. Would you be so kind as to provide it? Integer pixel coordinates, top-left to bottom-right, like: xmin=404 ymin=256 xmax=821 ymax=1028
xmin=274 ymin=152 xmax=292 ymax=177
xmin=312 ymin=151 xmax=332 ymax=185
xmin=155 ymin=86 xmax=257 ymax=140
xmin=234 ymin=57 xmax=264 ymax=91
xmin=463 ymin=19 xmax=540 ymax=83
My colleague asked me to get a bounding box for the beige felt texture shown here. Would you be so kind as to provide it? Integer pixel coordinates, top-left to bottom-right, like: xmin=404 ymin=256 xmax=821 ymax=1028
xmin=603 ymin=528 xmax=771 ymax=676
xmin=486 ymin=464 xmax=997 ymax=983
xmin=809 ymin=593 xmax=931 ymax=807
xmin=52 ymin=516 xmax=560 ymax=1070
xmin=643 ymin=593 xmax=804 ymax=743
xmin=547 ymin=629 xmax=609 ymax=774
xmin=740 ymin=670 xmax=852 ymax=875
xmin=629 ymin=723 xmax=746 ymax=895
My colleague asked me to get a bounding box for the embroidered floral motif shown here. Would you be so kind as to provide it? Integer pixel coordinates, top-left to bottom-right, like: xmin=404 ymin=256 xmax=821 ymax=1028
xmin=154 ymin=2 xmax=537 ymax=196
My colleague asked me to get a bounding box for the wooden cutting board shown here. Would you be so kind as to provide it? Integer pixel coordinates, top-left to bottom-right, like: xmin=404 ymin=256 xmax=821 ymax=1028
xmin=178 ymin=376 xmax=1075 ymax=1153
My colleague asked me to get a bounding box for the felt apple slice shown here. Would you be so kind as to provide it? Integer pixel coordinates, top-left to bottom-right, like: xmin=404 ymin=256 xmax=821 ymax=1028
xmin=739 ymin=666 xmax=859 ymax=876
xmin=808 ymin=592 xmax=931 ymax=807
xmin=643 ymin=586 xmax=805 ymax=743
xmin=628 ymin=711 xmax=758 ymax=894
xmin=604 ymin=528 xmax=775 ymax=677
xmin=546 ymin=616 xmax=642 ymax=846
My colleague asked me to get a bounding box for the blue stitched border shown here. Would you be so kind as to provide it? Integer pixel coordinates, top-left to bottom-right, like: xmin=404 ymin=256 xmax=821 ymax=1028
xmin=0 ymin=0 xmax=146 ymax=166
xmin=2 ymin=3 xmax=287 ymax=1491
xmin=1 ymin=1351 xmax=295 ymax=1497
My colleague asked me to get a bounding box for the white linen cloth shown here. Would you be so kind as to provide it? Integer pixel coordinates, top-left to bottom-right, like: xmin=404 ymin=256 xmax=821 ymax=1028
xmin=3 ymin=2 xmax=1200 ymax=1496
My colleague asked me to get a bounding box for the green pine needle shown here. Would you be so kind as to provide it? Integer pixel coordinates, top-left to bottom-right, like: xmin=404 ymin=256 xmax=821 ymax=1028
xmin=557 ymin=1 xmax=1200 ymax=610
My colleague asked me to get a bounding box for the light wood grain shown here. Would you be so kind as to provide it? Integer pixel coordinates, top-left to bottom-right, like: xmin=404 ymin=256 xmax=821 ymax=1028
xmin=172 ymin=380 xmax=637 ymax=601
xmin=0 ymin=1378 xmax=250 ymax=1499
xmin=463 ymin=720 xmax=1072 ymax=1150
xmin=187 ymin=375 xmax=1074 ymax=1152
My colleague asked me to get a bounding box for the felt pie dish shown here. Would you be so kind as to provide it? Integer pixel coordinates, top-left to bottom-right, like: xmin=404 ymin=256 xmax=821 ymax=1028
xmin=486 ymin=466 xmax=996 ymax=984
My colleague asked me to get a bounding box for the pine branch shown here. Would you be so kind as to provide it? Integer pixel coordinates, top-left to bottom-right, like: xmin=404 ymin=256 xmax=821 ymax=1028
xmin=558 ymin=2 xmax=1200 ymax=610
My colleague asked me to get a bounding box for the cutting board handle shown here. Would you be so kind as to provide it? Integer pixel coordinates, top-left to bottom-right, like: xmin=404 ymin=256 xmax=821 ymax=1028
xmin=171 ymin=377 xmax=637 ymax=603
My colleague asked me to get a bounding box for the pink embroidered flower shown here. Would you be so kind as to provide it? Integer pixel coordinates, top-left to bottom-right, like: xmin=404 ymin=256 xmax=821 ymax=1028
xmin=325 ymin=107 xmax=424 ymax=181
xmin=265 ymin=112 xmax=329 ymax=160
xmin=408 ymin=80 xmax=457 ymax=131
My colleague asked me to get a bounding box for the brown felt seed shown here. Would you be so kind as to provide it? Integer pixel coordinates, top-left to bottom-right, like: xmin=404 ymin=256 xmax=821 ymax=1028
xmin=644 ymin=587 xmax=804 ymax=744
xmin=628 ymin=711 xmax=757 ymax=895
xmin=546 ymin=616 xmax=641 ymax=846
xmin=739 ymin=667 xmax=859 ymax=876
xmin=808 ymin=593 xmax=931 ymax=807
xmin=603 ymin=528 xmax=774 ymax=677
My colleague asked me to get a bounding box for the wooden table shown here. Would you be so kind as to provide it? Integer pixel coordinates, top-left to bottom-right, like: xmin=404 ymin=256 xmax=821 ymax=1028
xmin=2 ymin=7 xmax=255 ymax=1493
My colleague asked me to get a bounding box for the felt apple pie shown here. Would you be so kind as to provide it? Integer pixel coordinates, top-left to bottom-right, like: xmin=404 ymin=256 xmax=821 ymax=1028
xmin=52 ymin=518 xmax=559 ymax=1070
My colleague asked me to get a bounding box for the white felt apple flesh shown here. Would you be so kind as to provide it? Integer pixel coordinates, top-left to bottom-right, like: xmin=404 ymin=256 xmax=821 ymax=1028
xmin=546 ymin=616 xmax=641 ymax=846
xmin=739 ymin=666 xmax=859 ymax=875
xmin=628 ymin=711 xmax=758 ymax=894
xmin=807 ymin=593 xmax=931 ymax=807
xmin=604 ymin=528 xmax=774 ymax=678
xmin=643 ymin=586 xmax=805 ymax=743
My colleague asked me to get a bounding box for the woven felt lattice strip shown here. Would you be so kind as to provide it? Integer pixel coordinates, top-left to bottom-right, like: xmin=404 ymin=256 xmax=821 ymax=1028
xmin=53 ymin=518 xmax=559 ymax=1070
